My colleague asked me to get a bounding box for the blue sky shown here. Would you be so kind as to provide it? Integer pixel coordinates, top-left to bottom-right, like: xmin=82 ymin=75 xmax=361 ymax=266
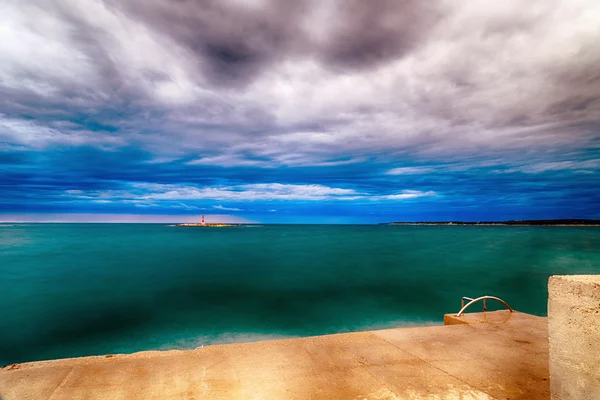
xmin=1 ymin=0 xmax=599 ymax=223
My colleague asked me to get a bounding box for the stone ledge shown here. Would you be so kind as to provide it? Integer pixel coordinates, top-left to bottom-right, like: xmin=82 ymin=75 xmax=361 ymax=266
xmin=549 ymin=274 xmax=600 ymax=400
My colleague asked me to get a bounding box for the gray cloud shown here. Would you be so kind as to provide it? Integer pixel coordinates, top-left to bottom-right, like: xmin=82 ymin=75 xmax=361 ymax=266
xmin=109 ymin=0 xmax=311 ymax=87
xmin=0 ymin=0 xmax=599 ymax=168
xmin=315 ymin=0 xmax=444 ymax=69
xmin=109 ymin=0 xmax=444 ymax=83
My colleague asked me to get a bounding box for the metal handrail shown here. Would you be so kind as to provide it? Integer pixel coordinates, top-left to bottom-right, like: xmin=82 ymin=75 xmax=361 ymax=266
xmin=456 ymin=296 xmax=514 ymax=317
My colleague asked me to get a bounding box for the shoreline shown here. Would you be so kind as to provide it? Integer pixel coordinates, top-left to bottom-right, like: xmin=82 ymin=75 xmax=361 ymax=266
xmin=387 ymin=219 xmax=600 ymax=226
xmin=387 ymin=223 xmax=600 ymax=226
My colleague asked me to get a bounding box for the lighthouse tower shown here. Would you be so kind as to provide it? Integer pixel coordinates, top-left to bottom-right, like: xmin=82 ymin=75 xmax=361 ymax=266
xmin=201 ymin=215 xmax=205 ymax=225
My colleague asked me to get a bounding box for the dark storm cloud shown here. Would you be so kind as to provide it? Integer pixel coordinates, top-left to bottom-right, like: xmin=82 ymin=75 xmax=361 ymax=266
xmin=317 ymin=0 xmax=443 ymax=69
xmin=109 ymin=0 xmax=444 ymax=85
xmin=3 ymin=0 xmax=598 ymax=154
xmin=108 ymin=0 xmax=311 ymax=87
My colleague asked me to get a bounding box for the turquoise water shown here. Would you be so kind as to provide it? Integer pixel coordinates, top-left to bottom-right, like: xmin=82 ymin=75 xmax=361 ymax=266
xmin=1 ymin=223 xmax=599 ymax=365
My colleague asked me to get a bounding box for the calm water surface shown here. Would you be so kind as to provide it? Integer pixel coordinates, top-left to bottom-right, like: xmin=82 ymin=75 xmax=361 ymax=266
xmin=1 ymin=223 xmax=599 ymax=364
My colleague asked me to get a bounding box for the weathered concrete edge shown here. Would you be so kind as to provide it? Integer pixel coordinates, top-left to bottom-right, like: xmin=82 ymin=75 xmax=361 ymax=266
xmin=3 ymin=310 xmax=545 ymax=372
xmin=548 ymin=274 xmax=600 ymax=400
xmin=2 ymin=327 xmax=425 ymax=371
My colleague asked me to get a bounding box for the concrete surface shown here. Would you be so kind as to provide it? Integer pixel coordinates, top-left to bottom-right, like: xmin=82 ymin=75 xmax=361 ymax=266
xmin=0 ymin=310 xmax=548 ymax=400
xmin=549 ymin=275 xmax=600 ymax=400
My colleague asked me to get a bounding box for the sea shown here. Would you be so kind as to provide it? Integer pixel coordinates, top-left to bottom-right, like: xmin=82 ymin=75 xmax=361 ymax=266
xmin=1 ymin=223 xmax=599 ymax=365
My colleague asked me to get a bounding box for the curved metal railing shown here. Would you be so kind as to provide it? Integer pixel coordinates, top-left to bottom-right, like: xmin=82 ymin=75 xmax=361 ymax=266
xmin=456 ymin=296 xmax=514 ymax=317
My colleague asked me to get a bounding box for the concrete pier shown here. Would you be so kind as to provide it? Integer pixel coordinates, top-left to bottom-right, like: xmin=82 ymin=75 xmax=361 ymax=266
xmin=0 ymin=310 xmax=549 ymax=400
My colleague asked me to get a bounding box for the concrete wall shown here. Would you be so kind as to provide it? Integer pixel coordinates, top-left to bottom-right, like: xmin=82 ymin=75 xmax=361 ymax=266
xmin=548 ymin=275 xmax=600 ymax=400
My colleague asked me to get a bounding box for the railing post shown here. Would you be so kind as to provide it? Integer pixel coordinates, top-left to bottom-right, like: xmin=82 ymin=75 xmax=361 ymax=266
xmin=461 ymin=297 xmax=473 ymax=310
xmin=456 ymin=296 xmax=514 ymax=317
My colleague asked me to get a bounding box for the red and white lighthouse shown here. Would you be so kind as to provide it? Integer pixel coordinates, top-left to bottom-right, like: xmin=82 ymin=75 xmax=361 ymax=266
xmin=201 ymin=215 xmax=205 ymax=225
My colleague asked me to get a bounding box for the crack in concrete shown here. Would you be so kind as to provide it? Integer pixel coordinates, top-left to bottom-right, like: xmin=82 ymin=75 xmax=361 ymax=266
xmin=47 ymin=367 xmax=75 ymax=400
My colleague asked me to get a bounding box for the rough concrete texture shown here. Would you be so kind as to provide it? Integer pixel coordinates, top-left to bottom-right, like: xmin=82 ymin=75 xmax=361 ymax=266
xmin=548 ymin=275 xmax=600 ymax=400
xmin=0 ymin=311 xmax=549 ymax=400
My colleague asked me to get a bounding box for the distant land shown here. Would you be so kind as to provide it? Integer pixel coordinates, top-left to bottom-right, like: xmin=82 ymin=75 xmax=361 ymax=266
xmin=385 ymin=219 xmax=600 ymax=226
xmin=176 ymin=223 xmax=240 ymax=227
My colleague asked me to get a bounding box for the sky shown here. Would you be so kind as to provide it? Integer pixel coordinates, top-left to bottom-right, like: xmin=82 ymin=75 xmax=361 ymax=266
xmin=1 ymin=0 xmax=599 ymax=223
